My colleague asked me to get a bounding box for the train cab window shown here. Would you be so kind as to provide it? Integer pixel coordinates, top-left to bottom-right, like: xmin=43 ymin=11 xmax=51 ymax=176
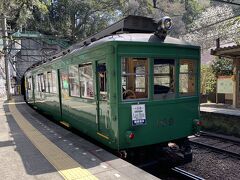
xmin=121 ymin=57 xmax=148 ymax=100
xmin=79 ymin=63 xmax=94 ymax=99
xmin=153 ymin=59 xmax=175 ymax=100
xmin=97 ymin=63 xmax=107 ymax=100
xmin=179 ymin=59 xmax=196 ymax=96
xmin=69 ymin=65 xmax=80 ymax=97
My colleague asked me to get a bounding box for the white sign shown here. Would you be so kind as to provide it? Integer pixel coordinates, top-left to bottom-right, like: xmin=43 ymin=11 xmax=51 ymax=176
xmin=217 ymin=76 xmax=233 ymax=94
xmin=131 ymin=104 xmax=146 ymax=126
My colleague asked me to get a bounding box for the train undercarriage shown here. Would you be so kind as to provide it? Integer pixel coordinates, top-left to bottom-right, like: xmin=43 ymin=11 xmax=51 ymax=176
xmin=118 ymin=138 xmax=192 ymax=167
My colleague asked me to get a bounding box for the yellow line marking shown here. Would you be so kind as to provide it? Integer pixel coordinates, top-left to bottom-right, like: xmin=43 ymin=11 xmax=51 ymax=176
xmin=97 ymin=132 xmax=109 ymax=140
xmin=3 ymin=101 xmax=26 ymax=105
xmin=8 ymin=100 xmax=98 ymax=180
xmin=60 ymin=121 xmax=70 ymax=128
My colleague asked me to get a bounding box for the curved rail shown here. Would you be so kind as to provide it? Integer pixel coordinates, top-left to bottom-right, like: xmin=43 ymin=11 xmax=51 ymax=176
xmin=171 ymin=167 xmax=205 ymax=180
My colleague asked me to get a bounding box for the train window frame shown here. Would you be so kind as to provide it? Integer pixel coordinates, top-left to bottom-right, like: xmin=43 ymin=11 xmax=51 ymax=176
xmin=37 ymin=73 xmax=45 ymax=92
xmin=179 ymin=59 xmax=197 ymax=96
xmin=97 ymin=63 xmax=107 ymax=101
xmin=69 ymin=65 xmax=80 ymax=97
xmin=46 ymin=71 xmax=53 ymax=93
xmin=27 ymin=76 xmax=32 ymax=90
xmin=52 ymin=70 xmax=57 ymax=94
xmin=121 ymin=57 xmax=149 ymax=101
xmin=79 ymin=63 xmax=94 ymax=99
xmin=153 ymin=59 xmax=176 ymax=100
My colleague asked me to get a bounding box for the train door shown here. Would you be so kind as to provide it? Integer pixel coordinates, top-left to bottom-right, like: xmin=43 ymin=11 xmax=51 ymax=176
xmin=96 ymin=60 xmax=110 ymax=138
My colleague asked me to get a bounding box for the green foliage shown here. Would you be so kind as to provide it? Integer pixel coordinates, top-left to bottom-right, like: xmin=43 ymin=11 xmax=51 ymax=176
xmin=0 ymin=0 xmax=48 ymax=29
xmin=182 ymin=0 xmax=204 ymax=27
xmin=29 ymin=0 xmax=124 ymax=42
xmin=211 ymin=57 xmax=233 ymax=77
xmin=201 ymin=64 xmax=216 ymax=94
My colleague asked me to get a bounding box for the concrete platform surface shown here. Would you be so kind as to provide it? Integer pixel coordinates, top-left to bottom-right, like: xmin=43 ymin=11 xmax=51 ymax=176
xmin=0 ymin=96 xmax=159 ymax=180
xmin=200 ymin=104 xmax=240 ymax=116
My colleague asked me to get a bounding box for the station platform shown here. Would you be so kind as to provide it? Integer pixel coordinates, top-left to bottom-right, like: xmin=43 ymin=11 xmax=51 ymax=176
xmin=200 ymin=104 xmax=240 ymax=116
xmin=200 ymin=103 xmax=240 ymax=138
xmin=0 ymin=96 xmax=158 ymax=180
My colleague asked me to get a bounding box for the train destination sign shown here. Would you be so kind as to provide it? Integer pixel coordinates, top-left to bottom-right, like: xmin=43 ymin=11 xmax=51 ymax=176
xmin=131 ymin=104 xmax=146 ymax=126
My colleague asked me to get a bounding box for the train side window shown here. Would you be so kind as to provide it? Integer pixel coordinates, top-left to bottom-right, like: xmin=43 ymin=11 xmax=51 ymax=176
xmin=79 ymin=63 xmax=94 ymax=99
xmin=153 ymin=59 xmax=175 ymax=100
xmin=179 ymin=59 xmax=196 ymax=96
xmin=42 ymin=73 xmax=46 ymax=92
xmin=36 ymin=75 xmax=39 ymax=92
xmin=69 ymin=65 xmax=80 ymax=97
xmin=121 ymin=57 xmax=148 ymax=100
xmin=37 ymin=73 xmax=45 ymax=92
xmin=97 ymin=63 xmax=107 ymax=100
xmin=52 ymin=70 xmax=57 ymax=93
xmin=27 ymin=76 xmax=32 ymax=90
xmin=47 ymin=72 xmax=52 ymax=93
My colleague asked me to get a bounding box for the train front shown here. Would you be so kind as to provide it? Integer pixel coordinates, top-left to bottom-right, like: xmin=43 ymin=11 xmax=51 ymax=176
xmin=116 ymin=17 xmax=201 ymax=162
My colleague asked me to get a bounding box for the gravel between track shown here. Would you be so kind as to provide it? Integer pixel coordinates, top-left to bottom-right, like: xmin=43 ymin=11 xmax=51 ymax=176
xmin=179 ymin=146 xmax=240 ymax=180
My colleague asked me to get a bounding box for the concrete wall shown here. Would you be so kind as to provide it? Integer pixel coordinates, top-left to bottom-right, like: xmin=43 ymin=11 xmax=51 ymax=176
xmin=201 ymin=112 xmax=240 ymax=138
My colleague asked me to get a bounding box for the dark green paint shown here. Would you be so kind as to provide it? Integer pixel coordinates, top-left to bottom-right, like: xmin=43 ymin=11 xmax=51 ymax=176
xmin=25 ymin=40 xmax=201 ymax=150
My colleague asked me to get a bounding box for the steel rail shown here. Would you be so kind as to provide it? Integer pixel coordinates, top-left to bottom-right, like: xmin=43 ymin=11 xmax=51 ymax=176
xmin=171 ymin=167 xmax=205 ymax=180
xmin=190 ymin=140 xmax=240 ymax=159
xmin=199 ymin=131 xmax=240 ymax=144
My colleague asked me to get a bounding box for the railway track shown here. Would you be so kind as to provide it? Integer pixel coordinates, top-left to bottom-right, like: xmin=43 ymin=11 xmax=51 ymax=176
xmin=171 ymin=167 xmax=205 ymax=180
xmin=190 ymin=131 xmax=240 ymax=159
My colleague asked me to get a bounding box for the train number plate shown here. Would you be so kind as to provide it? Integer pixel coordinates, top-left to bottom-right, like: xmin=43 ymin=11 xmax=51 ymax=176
xmin=131 ymin=104 xmax=146 ymax=126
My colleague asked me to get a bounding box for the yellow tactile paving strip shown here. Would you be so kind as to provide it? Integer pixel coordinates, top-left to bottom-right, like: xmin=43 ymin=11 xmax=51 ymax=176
xmin=8 ymin=101 xmax=98 ymax=180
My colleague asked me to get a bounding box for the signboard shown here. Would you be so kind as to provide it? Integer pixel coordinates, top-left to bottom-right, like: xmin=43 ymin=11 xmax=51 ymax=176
xmin=217 ymin=76 xmax=233 ymax=94
xmin=131 ymin=104 xmax=146 ymax=126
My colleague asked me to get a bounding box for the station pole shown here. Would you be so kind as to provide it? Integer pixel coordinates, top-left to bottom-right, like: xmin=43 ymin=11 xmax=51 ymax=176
xmin=1 ymin=14 xmax=11 ymax=100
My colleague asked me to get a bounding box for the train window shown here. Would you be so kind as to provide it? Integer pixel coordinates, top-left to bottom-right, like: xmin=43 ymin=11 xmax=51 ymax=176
xmin=47 ymin=72 xmax=52 ymax=93
xmin=179 ymin=60 xmax=196 ymax=96
xmin=79 ymin=63 xmax=94 ymax=99
xmin=37 ymin=73 xmax=45 ymax=92
xmin=97 ymin=63 xmax=107 ymax=100
xmin=27 ymin=76 xmax=32 ymax=90
xmin=36 ymin=75 xmax=39 ymax=92
xmin=121 ymin=57 xmax=148 ymax=100
xmin=153 ymin=59 xmax=175 ymax=100
xmin=69 ymin=65 xmax=80 ymax=97
xmin=52 ymin=70 xmax=57 ymax=93
xmin=42 ymin=74 xmax=46 ymax=92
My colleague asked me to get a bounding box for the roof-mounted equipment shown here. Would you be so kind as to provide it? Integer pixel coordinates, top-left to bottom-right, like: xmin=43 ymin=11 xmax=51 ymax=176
xmin=154 ymin=16 xmax=172 ymax=41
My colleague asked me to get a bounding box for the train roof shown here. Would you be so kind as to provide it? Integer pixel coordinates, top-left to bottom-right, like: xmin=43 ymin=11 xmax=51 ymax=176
xmin=25 ymin=15 xmax=199 ymax=73
xmin=67 ymin=33 xmax=198 ymax=56
xmin=78 ymin=33 xmax=196 ymax=48
xmin=25 ymin=33 xmax=198 ymax=73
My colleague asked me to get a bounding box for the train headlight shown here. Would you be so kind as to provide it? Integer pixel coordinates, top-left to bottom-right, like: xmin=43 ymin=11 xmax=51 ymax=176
xmin=155 ymin=16 xmax=172 ymax=41
xmin=162 ymin=17 xmax=172 ymax=31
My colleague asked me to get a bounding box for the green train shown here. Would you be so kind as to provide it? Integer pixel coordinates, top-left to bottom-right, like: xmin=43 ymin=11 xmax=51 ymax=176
xmin=25 ymin=16 xmax=201 ymax=161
